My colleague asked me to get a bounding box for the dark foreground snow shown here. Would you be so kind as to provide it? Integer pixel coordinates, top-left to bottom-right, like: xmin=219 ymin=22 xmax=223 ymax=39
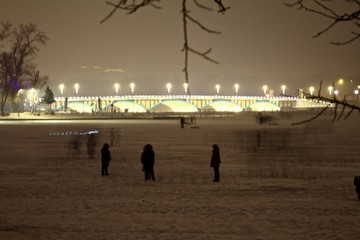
xmin=1 ymin=112 xmax=360 ymax=240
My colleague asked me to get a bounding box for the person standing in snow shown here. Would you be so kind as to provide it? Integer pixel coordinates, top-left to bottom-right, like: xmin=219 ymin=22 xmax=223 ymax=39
xmin=141 ymin=144 xmax=155 ymax=181
xmin=210 ymin=144 xmax=221 ymax=182
xmin=101 ymin=143 xmax=111 ymax=176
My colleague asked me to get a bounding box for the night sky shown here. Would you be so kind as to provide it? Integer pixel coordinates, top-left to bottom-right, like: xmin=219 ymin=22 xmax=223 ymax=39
xmin=1 ymin=0 xmax=359 ymax=96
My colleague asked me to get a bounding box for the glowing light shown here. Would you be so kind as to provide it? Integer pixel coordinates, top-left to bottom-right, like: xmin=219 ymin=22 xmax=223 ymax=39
xmin=114 ymin=83 xmax=120 ymax=94
xmin=262 ymin=85 xmax=268 ymax=95
xmin=338 ymin=78 xmax=344 ymax=85
xmin=166 ymin=83 xmax=172 ymax=94
xmin=130 ymin=82 xmax=135 ymax=94
xmin=281 ymin=85 xmax=286 ymax=95
xmin=49 ymin=130 xmax=99 ymax=136
xmin=74 ymin=83 xmax=79 ymax=94
xmin=328 ymin=86 xmax=333 ymax=95
xmin=59 ymin=84 xmax=64 ymax=95
xmin=104 ymin=67 xmax=124 ymax=73
xmin=355 ymin=89 xmax=359 ymax=95
xmin=183 ymin=83 xmax=189 ymax=93
xmin=334 ymin=89 xmax=339 ymax=95
xmin=309 ymin=86 xmax=314 ymax=96
xmin=215 ymin=84 xmax=220 ymax=95
xmin=234 ymin=83 xmax=239 ymax=94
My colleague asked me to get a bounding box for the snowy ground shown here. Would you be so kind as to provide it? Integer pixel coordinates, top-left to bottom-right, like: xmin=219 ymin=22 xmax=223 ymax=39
xmin=0 ymin=112 xmax=360 ymax=240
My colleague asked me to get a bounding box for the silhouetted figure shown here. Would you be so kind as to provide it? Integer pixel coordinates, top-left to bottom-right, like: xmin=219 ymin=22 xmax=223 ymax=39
xmin=180 ymin=117 xmax=185 ymax=128
xmin=101 ymin=143 xmax=111 ymax=176
xmin=354 ymin=176 xmax=360 ymax=199
xmin=141 ymin=144 xmax=155 ymax=181
xmin=69 ymin=135 xmax=81 ymax=158
xmin=87 ymin=134 xmax=97 ymax=159
xmin=210 ymin=144 xmax=221 ymax=182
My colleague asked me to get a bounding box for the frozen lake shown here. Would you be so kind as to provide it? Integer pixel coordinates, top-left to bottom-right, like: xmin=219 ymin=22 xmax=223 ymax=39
xmin=1 ymin=112 xmax=360 ymax=239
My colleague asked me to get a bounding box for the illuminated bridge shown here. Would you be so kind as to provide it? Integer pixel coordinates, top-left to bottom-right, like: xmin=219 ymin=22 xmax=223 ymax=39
xmin=54 ymin=95 xmax=330 ymax=113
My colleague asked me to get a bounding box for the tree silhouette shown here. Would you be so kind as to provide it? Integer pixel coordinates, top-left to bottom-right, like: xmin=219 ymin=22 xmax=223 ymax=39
xmin=0 ymin=22 xmax=48 ymax=115
xmin=291 ymin=80 xmax=360 ymax=125
xmin=101 ymin=0 xmax=229 ymax=94
xmin=42 ymin=86 xmax=55 ymax=113
xmin=285 ymin=1 xmax=360 ymax=124
xmin=286 ymin=0 xmax=360 ymax=45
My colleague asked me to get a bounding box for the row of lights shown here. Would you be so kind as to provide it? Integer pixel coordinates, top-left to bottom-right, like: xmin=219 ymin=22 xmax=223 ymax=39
xmin=308 ymin=85 xmax=360 ymax=96
xmin=58 ymin=82 xmax=360 ymax=96
xmin=59 ymin=83 xmax=264 ymax=95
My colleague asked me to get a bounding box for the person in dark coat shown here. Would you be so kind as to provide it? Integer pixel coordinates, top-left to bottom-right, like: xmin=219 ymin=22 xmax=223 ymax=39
xmin=180 ymin=117 xmax=185 ymax=128
xmin=101 ymin=143 xmax=111 ymax=176
xmin=141 ymin=144 xmax=155 ymax=181
xmin=210 ymin=144 xmax=221 ymax=182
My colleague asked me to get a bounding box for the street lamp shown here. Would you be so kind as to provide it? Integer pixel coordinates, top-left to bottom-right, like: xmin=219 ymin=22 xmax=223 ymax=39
xmin=354 ymin=89 xmax=359 ymax=100
xmin=262 ymin=85 xmax=268 ymax=95
xmin=183 ymin=83 xmax=189 ymax=94
xmin=130 ymin=82 xmax=135 ymax=94
xmin=59 ymin=84 xmax=64 ymax=95
xmin=309 ymin=86 xmax=314 ymax=96
xmin=114 ymin=83 xmax=120 ymax=94
xmin=215 ymin=84 xmax=220 ymax=95
xmin=334 ymin=89 xmax=339 ymax=95
xmin=166 ymin=83 xmax=172 ymax=94
xmin=328 ymin=86 xmax=333 ymax=95
xmin=74 ymin=83 xmax=79 ymax=94
xmin=234 ymin=83 xmax=239 ymax=95
xmin=281 ymin=85 xmax=286 ymax=95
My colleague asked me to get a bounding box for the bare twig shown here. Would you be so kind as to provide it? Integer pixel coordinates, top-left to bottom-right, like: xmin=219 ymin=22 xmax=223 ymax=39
xmin=101 ymin=0 xmax=228 ymax=95
xmin=285 ymin=0 xmax=360 ymax=45
xmin=291 ymin=92 xmax=360 ymax=126
xmin=292 ymin=103 xmax=331 ymax=126
xmin=214 ymin=0 xmax=230 ymax=13
xmin=100 ymin=0 xmax=161 ymax=24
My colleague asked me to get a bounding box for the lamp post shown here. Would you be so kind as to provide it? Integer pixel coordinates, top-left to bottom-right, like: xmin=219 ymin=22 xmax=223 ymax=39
xmin=234 ymin=83 xmax=239 ymax=95
xmin=338 ymin=78 xmax=344 ymax=85
xmin=262 ymin=85 xmax=268 ymax=96
xmin=114 ymin=83 xmax=120 ymax=94
xmin=59 ymin=84 xmax=64 ymax=95
xmin=74 ymin=83 xmax=79 ymax=94
xmin=215 ymin=84 xmax=220 ymax=95
xmin=309 ymin=86 xmax=314 ymax=96
xmin=130 ymin=82 xmax=135 ymax=94
xmin=183 ymin=83 xmax=189 ymax=94
xmin=328 ymin=86 xmax=333 ymax=96
xmin=166 ymin=83 xmax=172 ymax=94
xmin=281 ymin=85 xmax=286 ymax=95
xmin=355 ymin=89 xmax=359 ymax=100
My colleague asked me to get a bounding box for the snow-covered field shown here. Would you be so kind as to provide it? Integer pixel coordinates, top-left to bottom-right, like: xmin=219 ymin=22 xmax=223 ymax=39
xmin=1 ymin=112 xmax=360 ymax=240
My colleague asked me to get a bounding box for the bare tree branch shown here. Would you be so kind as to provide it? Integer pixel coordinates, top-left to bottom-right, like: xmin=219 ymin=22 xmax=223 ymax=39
xmin=187 ymin=47 xmax=219 ymax=64
xmin=101 ymin=0 xmax=228 ymax=95
xmin=292 ymin=103 xmax=331 ymax=125
xmin=186 ymin=14 xmax=221 ymax=34
xmin=100 ymin=0 xmax=161 ymax=24
xmin=285 ymin=0 xmax=360 ymax=45
xmin=193 ymin=0 xmax=213 ymax=11
xmin=181 ymin=0 xmax=222 ymax=94
xmin=214 ymin=0 xmax=230 ymax=13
